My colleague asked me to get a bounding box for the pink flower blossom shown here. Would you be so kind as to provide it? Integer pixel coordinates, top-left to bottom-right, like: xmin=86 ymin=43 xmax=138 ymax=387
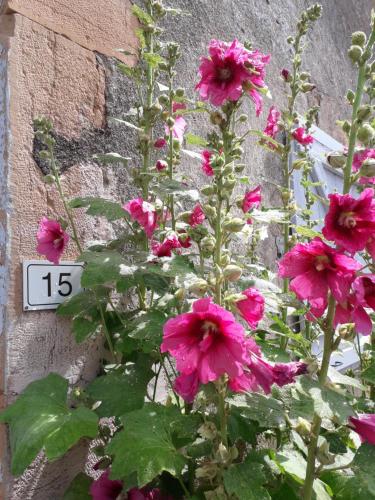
xmin=349 ymin=414 xmax=375 ymax=445
xmin=292 ymin=127 xmax=314 ymax=146
xmin=177 ymin=230 xmax=192 ymax=248
xmin=123 ymin=198 xmax=158 ymax=238
xmin=154 ymin=138 xmax=167 ymax=148
xmin=264 ymin=106 xmax=280 ymax=139
xmin=353 ymin=148 xmax=375 ymax=184
xmin=236 ymin=288 xmax=265 ymax=329
xmin=334 ymin=300 xmax=372 ymax=336
xmin=272 ymin=361 xmax=307 ymax=386
xmin=278 ymin=238 xmax=361 ymax=317
xmin=128 ymin=487 xmax=173 ymax=500
xmin=36 ymin=217 xmax=69 ymax=265
xmin=152 ymin=233 xmax=181 ymax=257
xmin=196 ymin=39 xmax=270 ymax=114
xmin=322 ymin=188 xmax=375 ymax=254
xmin=165 ymin=102 xmax=187 ymax=143
xmin=174 ymin=372 xmax=200 ymax=403
xmin=281 ymin=68 xmax=290 ymax=81
xmin=161 ymin=298 xmax=248 ymax=384
xmin=201 ymin=150 xmax=214 ymax=176
xmin=188 ymin=204 xmax=205 ymax=227
xmin=156 ymin=160 xmax=168 ymax=171
xmin=242 ymin=186 xmax=261 ymax=213
xmin=90 ymin=470 xmax=123 ymax=500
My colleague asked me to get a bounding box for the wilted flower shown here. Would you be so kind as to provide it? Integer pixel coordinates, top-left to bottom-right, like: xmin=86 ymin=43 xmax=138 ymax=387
xmin=36 ymin=217 xmax=69 ymax=265
xmin=264 ymin=106 xmax=280 ymax=139
xmin=124 ymin=198 xmax=158 ymax=238
xmin=292 ymin=127 xmax=314 ymax=145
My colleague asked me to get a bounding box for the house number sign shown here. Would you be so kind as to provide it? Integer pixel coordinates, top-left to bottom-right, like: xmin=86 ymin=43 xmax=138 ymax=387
xmin=23 ymin=260 xmax=84 ymax=311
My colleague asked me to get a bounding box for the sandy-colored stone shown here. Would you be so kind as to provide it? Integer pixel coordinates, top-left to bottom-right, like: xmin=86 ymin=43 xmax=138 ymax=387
xmin=1 ymin=0 xmax=138 ymax=64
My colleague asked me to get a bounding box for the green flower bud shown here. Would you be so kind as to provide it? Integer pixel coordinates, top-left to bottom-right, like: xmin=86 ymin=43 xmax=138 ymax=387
xmin=232 ymin=146 xmax=244 ymax=157
xmin=348 ymin=45 xmax=363 ymax=63
xmin=295 ymin=417 xmax=311 ymax=437
xmin=43 ymin=174 xmax=55 ymax=184
xmin=292 ymin=158 xmax=307 ymax=170
xmin=223 ymin=218 xmax=245 ymax=232
xmin=341 ymin=120 xmax=351 ymax=134
xmin=357 ymin=123 xmax=375 ymax=144
xmin=281 ymin=189 xmax=292 ymax=204
xmin=346 ymin=89 xmax=355 ymax=104
xmin=223 ymin=164 xmax=234 ymax=175
xmin=202 ymin=204 xmax=217 ymax=218
xmin=301 ymin=82 xmax=316 ymax=93
xmin=158 ymin=94 xmax=169 ymax=106
xmin=200 ymin=235 xmax=216 ymax=255
xmin=223 ymin=177 xmax=236 ymax=190
xmin=223 ymin=264 xmax=242 ymax=282
xmin=360 ymin=158 xmax=375 ymax=177
xmin=238 ymin=114 xmax=248 ymax=123
xmin=287 ymin=36 xmax=294 ymax=44
xmin=175 ymin=87 xmax=185 ymax=97
xmin=220 ymin=253 xmax=231 ymax=266
xmin=338 ymin=323 xmax=356 ymax=341
xmin=327 ymin=152 xmax=346 ymax=169
xmin=166 ymin=116 xmax=175 ymax=127
xmin=178 ymin=211 xmax=192 ymax=223
xmin=201 ymin=185 xmax=215 ymax=196
xmin=235 ymin=164 xmax=246 ymax=173
xmin=357 ymin=104 xmax=372 ymax=121
xmin=210 ymin=155 xmax=225 ymax=170
xmin=352 ymin=31 xmax=367 ymax=47
xmin=174 ymin=288 xmax=185 ymax=302
xmin=299 ymin=71 xmax=310 ymax=81
xmin=187 ymin=279 xmax=208 ymax=297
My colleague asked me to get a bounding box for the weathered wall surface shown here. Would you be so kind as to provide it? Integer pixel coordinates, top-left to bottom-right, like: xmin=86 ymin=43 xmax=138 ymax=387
xmin=0 ymin=0 xmax=373 ymax=499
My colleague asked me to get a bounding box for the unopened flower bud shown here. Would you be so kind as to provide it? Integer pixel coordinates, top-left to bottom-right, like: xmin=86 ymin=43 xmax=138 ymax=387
xmin=203 ymin=204 xmax=217 ymax=218
xmin=175 ymin=87 xmax=185 ymax=97
xmin=200 ymin=236 xmax=216 ymax=254
xmin=223 ymin=264 xmax=242 ymax=282
xmin=232 ymin=146 xmax=244 ymax=157
xmin=357 ymin=104 xmax=372 ymax=121
xmin=174 ymin=288 xmax=185 ymax=302
xmin=223 ymin=176 xmax=236 ymax=190
xmin=360 ymin=158 xmax=375 ymax=177
xmin=188 ymin=278 xmax=208 ymax=297
xmin=341 ymin=120 xmax=351 ymax=134
xmin=210 ymin=155 xmax=225 ymax=170
xmin=210 ymin=111 xmax=224 ymax=126
xmin=238 ymin=114 xmax=248 ymax=123
xmin=299 ymin=71 xmax=310 ymax=81
xmin=156 ymin=159 xmax=168 ymax=171
xmin=346 ymin=89 xmax=355 ymax=104
xmin=357 ymin=123 xmax=375 ymax=144
xmin=301 ymin=82 xmax=316 ymax=92
xmin=166 ymin=116 xmax=175 ymax=127
xmin=295 ymin=417 xmax=311 ymax=437
xmin=201 ymin=185 xmax=215 ymax=196
xmin=150 ymin=102 xmax=162 ymax=115
xmin=281 ymin=189 xmax=292 ymax=204
xmin=338 ymin=323 xmax=356 ymax=341
xmin=348 ymin=45 xmax=363 ymax=63
xmin=235 ymin=164 xmax=246 ymax=173
xmin=223 ymin=218 xmax=245 ymax=233
xmin=220 ymin=253 xmax=231 ymax=266
xmin=281 ymin=68 xmax=292 ymax=82
xmin=178 ymin=211 xmax=192 ymax=223
xmin=327 ymin=152 xmax=346 ymax=169
xmin=286 ymin=36 xmax=294 ymax=45
xmin=352 ymin=31 xmax=367 ymax=47
xmin=198 ymin=422 xmax=217 ymax=440
xmin=223 ymin=164 xmax=234 ymax=176
xmin=158 ymin=94 xmax=169 ymax=106
xmin=292 ymin=158 xmax=307 ymax=170
xmin=43 ymin=174 xmax=55 ymax=184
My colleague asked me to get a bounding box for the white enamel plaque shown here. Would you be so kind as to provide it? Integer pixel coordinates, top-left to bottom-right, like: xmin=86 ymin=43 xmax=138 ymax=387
xmin=23 ymin=260 xmax=84 ymax=311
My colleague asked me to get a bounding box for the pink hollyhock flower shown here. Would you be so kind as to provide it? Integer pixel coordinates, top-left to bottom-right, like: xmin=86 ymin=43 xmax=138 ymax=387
xmin=367 ymin=236 xmax=375 ymax=260
xmin=174 ymin=371 xmax=200 ymax=403
xmin=36 ymin=217 xmax=69 ymax=265
xmin=188 ymin=204 xmax=205 ymax=227
xmin=278 ymin=237 xmax=361 ymax=317
xmin=90 ymin=470 xmax=123 ymax=500
xmin=264 ymin=106 xmax=280 ymax=139
xmin=322 ymin=188 xmax=375 ymax=254
xmin=177 ymin=230 xmax=192 ymax=248
xmin=128 ymin=487 xmax=173 ymax=500
xmin=165 ymin=102 xmax=187 ymax=143
xmin=196 ymin=39 xmax=270 ymax=114
xmin=292 ymin=127 xmax=314 ymax=146
xmin=235 ymin=287 xmax=265 ymax=329
xmin=242 ymin=186 xmax=261 ymax=213
xmin=152 ymin=233 xmax=181 ymax=257
xmin=201 ymin=150 xmax=214 ymax=176
xmin=156 ymin=160 xmax=168 ymax=171
xmin=154 ymin=137 xmax=167 ymax=148
xmin=161 ymin=298 xmax=248 ymax=384
xmin=353 ymin=148 xmax=375 ymax=184
xmin=272 ymin=361 xmax=307 ymax=386
xmin=349 ymin=414 xmax=375 ymax=445
xmin=123 ymin=198 xmax=158 ymax=238
xmin=334 ymin=300 xmax=372 ymax=336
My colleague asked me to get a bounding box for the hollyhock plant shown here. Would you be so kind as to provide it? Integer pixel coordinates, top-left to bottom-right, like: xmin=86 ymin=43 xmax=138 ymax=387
xmin=242 ymin=186 xmax=261 ymax=213
xmin=292 ymin=127 xmax=314 ymax=145
xmin=201 ymin=149 xmax=214 ymax=176
xmin=264 ymin=106 xmax=280 ymax=139
xmin=36 ymin=217 xmax=69 ymax=265
xmin=349 ymin=414 xmax=375 ymax=445
xmin=188 ymin=204 xmax=205 ymax=227
xmin=165 ymin=102 xmax=187 ymax=143
xmin=322 ymin=188 xmax=375 ymax=254
xmin=353 ymin=148 xmax=375 ymax=184
xmin=235 ymin=287 xmax=265 ymax=328
xmin=123 ymin=198 xmax=158 ymax=238
xmin=196 ymin=39 xmax=270 ymax=114
xmin=152 ymin=233 xmax=181 ymax=257
xmin=278 ymin=237 xmax=361 ymax=316
xmin=161 ymin=297 xmax=249 ymax=384
xmin=90 ymin=469 xmax=123 ymax=500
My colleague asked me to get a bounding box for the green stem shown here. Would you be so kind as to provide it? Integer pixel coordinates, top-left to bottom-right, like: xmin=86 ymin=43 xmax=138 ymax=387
xmin=218 ymin=381 xmax=228 ymax=447
xmin=168 ymin=69 xmax=176 ymax=231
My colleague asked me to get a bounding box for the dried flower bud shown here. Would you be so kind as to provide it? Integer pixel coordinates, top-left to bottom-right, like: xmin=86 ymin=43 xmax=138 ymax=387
xmin=295 ymin=417 xmax=311 ymax=437
xmin=195 ymin=463 xmax=218 ymax=481
xmin=223 ymin=218 xmax=245 ymax=233
xmin=351 ymin=31 xmax=367 ymax=47
xmin=301 ymin=82 xmax=316 ymax=93
xmin=198 ymin=422 xmax=217 ymax=440
xmin=357 ymin=123 xmax=375 ymax=144
xmin=348 ymin=45 xmax=363 ymax=63
xmin=223 ymin=264 xmax=242 ymax=282
xmin=210 ymin=111 xmax=224 ymax=126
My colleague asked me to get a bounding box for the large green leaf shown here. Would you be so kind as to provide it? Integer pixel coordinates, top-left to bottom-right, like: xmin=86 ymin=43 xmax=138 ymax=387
xmin=80 ymin=251 xmax=125 ymax=287
xmin=107 ymin=403 xmax=192 ymax=485
xmin=69 ymin=197 xmax=126 ymax=222
xmin=152 ymin=179 xmax=199 ymax=201
xmin=229 ymin=393 xmax=286 ymax=429
xmin=0 ymin=374 xmax=98 ymax=475
xmin=362 ymin=360 xmax=375 ymax=384
xmin=127 ymin=310 xmax=167 ymax=353
xmin=223 ymin=455 xmax=271 ymax=500
xmin=63 ymin=473 xmax=92 ymax=500
xmin=87 ymin=361 xmax=154 ymax=418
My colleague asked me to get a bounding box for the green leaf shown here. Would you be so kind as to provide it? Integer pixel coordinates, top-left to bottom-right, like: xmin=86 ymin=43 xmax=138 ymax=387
xmin=185 ymin=133 xmax=208 ymax=147
xmin=362 ymin=360 xmax=375 ymax=384
xmin=63 ymin=473 xmax=92 ymax=500
xmin=69 ymin=197 xmax=126 ymax=221
xmin=229 ymin=393 xmax=286 ymax=429
xmin=0 ymin=374 xmax=98 ymax=475
xmin=351 ymin=443 xmax=375 ymax=495
xmin=328 ymin=367 xmax=365 ymax=391
xmin=127 ymin=310 xmax=167 ymax=353
xmin=143 ymin=52 xmax=166 ymax=68
xmin=293 ymin=225 xmax=323 ymax=239
xmin=152 ymin=179 xmax=199 ymax=201
xmin=80 ymin=251 xmax=125 ymax=287
xmin=57 ymin=289 xmax=101 ymax=317
xmin=147 ymin=254 xmax=196 ymax=279
xmin=72 ymin=315 xmax=100 ymax=343
xmin=223 ymin=455 xmax=271 ymax=500
xmin=132 ymin=4 xmax=153 ymax=24
xmin=93 ymin=152 xmax=131 ymax=165
xmin=87 ymin=360 xmax=154 ymax=418
xmin=106 ymin=403 xmax=189 ymax=485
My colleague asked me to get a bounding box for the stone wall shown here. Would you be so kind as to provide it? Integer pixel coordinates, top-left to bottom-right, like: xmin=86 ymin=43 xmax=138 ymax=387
xmin=0 ymin=0 xmax=373 ymax=498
